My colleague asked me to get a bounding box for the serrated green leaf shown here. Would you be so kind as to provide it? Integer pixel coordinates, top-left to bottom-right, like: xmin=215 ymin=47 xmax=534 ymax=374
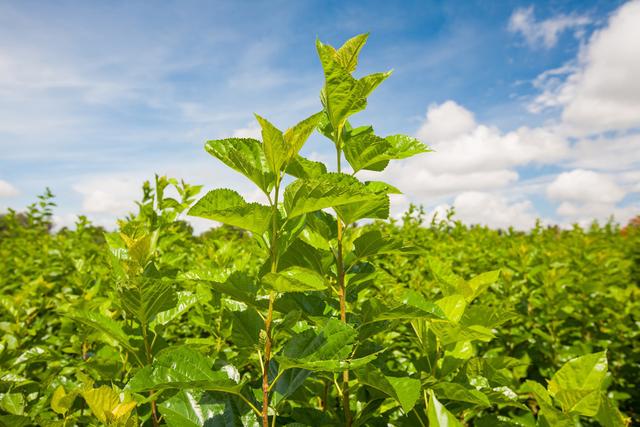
xmin=120 ymin=278 xmax=177 ymax=326
xmin=435 ymin=295 xmax=467 ymax=324
xmin=286 ymin=155 xmax=327 ymax=179
xmin=548 ymin=352 xmax=608 ymax=416
xmin=188 ymin=189 xmax=272 ymax=235
xmin=255 ymin=114 xmax=287 ymax=175
xmin=354 ymin=365 xmax=420 ymax=412
xmin=204 ymin=138 xmax=274 ymax=194
xmin=69 ymin=311 xmax=141 ymax=361
xmin=51 ymin=385 xmax=77 ymax=415
xmin=283 ymin=112 xmax=324 ymax=161
xmin=283 ymin=173 xmax=378 ymax=218
xmin=352 ymin=230 xmax=403 ymax=259
xmin=151 ymin=291 xmax=199 ymax=328
xmin=127 ymin=346 xmax=244 ymax=394
xmin=159 ymin=391 xmax=258 ymax=427
xmin=334 ymin=33 xmax=368 ymax=73
xmin=428 ymin=390 xmax=463 ymax=427
xmin=276 ymin=319 xmax=378 ymax=371
xmin=433 ymin=382 xmax=491 ymax=408
xmin=262 ymin=266 xmax=327 ymax=293
xmin=334 ymin=181 xmax=399 ymax=224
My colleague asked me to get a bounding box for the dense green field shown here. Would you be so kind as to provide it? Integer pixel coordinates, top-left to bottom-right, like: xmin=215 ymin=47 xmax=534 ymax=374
xmin=1 ymin=34 xmax=638 ymax=427
xmin=0 ymin=188 xmax=637 ymax=426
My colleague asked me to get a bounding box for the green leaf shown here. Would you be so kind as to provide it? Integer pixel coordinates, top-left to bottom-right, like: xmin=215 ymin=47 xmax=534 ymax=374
xmin=596 ymin=394 xmax=629 ymax=427
xmin=334 ymin=33 xmax=369 ymax=73
xmin=334 ymin=181 xmax=400 ymax=224
xmin=343 ymin=132 xmax=430 ymax=173
xmin=119 ymin=278 xmax=177 ymax=326
xmin=466 ymin=270 xmax=500 ymax=302
xmin=262 ymin=266 xmax=327 ymax=293
xmin=353 ymin=230 xmax=403 ymax=259
xmin=286 ymin=155 xmax=327 ymax=179
xmin=385 ymin=134 xmax=430 ymax=159
xmin=159 ymin=391 xmax=258 ymax=427
xmin=433 ymin=382 xmax=491 ymax=408
xmin=188 ymin=189 xmax=272 ymax=235
xmin=0 ymin=393 xmax=24 ymax=415
xmin=548 ymin=351 xmax=608 ymax=416
xmin=344 ymin=132 xmax=393 ymax=172
xmin=428 ymin=390 xmax=463 ymax=427
xmin=354 ymin=365 xmax=420 ymax=412
xmin=127 ymin=346 xmax=244 ymax=395
xmin=69 ymin=311 xmax=141 ymax=360
xmin=204 ymin=138 xmax=274 ymax=194
xmin=276 ymin=319 xmax=378 ymax=371
xmin=81 ymin=385 xmax=136 ymax=424
xmin=151 ymin=291 xmax=199 ymax=328
xmin=283 ymin=173 xmax=378 ymax=218
xmin=428 ymin=257 xmax=467 ymax=296
xmin=51 ymin=385 xmax=77 ymax=415
xmin=255 ymin=114 xmax=287 ymax=174
xmin=316 ymin=38 xmax=390 ymax=131
xmin=435 ymin=295 xmax=467 ymax=324
xmin=283 ymin=112 xmax=324 ymax=161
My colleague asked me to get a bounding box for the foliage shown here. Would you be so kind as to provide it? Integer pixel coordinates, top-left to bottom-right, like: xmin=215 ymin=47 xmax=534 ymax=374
xmin=1 ymin=35 xmax=637 ymax=427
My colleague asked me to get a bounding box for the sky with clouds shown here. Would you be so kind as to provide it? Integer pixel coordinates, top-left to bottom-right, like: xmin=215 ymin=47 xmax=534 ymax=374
xmin=1 ymin=0 xmax=639 ymax=231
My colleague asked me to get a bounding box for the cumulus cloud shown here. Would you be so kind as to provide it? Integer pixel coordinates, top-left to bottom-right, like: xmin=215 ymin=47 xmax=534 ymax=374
xmin=73 ymin=175 xmax=141 ymax=216
xmin=417 ymin=101 xmax=476 ymax=143
xmin=365 ymin=101 xmax=567 ymax=202
xmin=546 ymin=169 xmax=637 ymax=225
xmin=547 ymin=169 xmax=625 ymax=204
xmin=530 ymin=1 xmax=640 ymax=134
xmin=0 ymin=179 xmax=19 ymax=197
xmin=508 ymin=6 xmax=591 ymax=49
xmin=430 ymin=192 xmax=539 ymax=230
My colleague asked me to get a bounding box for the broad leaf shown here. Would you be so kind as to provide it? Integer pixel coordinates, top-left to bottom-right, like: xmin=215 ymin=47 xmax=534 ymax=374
xmin=127 ymin=346 xmax=244 ymax=394
xmin=354 ymin=365 xmax=421 ymax=412
xmin=188 ymin=189 xmax=272 ymax=235
xmin=262 ymin=266 xmax=327 ymax=293
xmin=276 ymin=319 xmax=378 ymax=371
xmin=119 ymin=277 xmax=177 ymax=326
xmin=334 ymin=33 xmax=368 ymax=73
xmin=548 ymin=352 xmax=608 ymax=416
xmin=81 ymin=385 xmax=136 ymax=424
xmin=428 ymin=390 xmax=463 ymax=427
xmin=353 ymin=230 xmax=403 ymax=259
xmin=159 ymin=390 xmax=258 ymax=427
xmin=286 ymin=155 xmax=327 ymax=179
xmin=255 ymin=114 xmax=287 ymax=175
xmin=283 ymin=112 xmax=324 ymax=161
xmin=283 ymin=173 xmax=378 ymax=218
xmin=205 ymin=138 xmax=274 ymax=193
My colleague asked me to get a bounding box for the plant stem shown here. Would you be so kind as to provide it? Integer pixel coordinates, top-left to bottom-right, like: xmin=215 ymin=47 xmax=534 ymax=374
xmin=335 ymin=135 xmax=352 ymax=427
xmin=262 ymin=180 xmax=280 ymax=427
xmin=141 ymin=324 xmax=160 ymax=427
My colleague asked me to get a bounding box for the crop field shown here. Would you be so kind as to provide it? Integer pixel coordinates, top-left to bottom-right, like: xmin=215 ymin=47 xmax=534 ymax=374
xmin=1 ymin=34 xmax=639 ymax=427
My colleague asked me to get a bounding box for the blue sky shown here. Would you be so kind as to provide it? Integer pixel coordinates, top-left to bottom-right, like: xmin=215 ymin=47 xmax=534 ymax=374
xmin=1 ymin=0 xmax=639 ymax=230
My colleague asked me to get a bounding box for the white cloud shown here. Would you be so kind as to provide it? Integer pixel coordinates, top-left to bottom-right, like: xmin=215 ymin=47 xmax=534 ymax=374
xmin=73 ymin=175 xmax=141 ymax=216
xmin=508 ymin=6 xmax=590 ymax=49
xmin=366 ymin=101 xmax=568 ymax=203
xmin=546 ymin=169 xmax=637 ymax=225
xmin=547 ymin=169 xmax=625 ymax=204
xmin=567 ymin=132 xmax=640 ymax=171
xmin=0 ymin=180 xmax=19 ymax=197
xmin=530 ymin=1 xmax=640 ymax=134
xmin=416 ymin=100 xmax=476 ymax=143
xmin=430 ymin=192 xmax=540 ymax=230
